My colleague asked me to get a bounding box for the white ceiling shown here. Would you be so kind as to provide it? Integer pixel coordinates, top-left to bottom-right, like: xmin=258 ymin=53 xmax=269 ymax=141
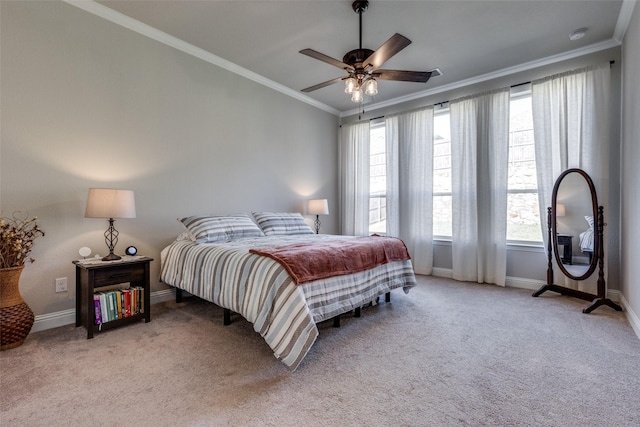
xmin=93 ymin=0 xmax=628 ymax=115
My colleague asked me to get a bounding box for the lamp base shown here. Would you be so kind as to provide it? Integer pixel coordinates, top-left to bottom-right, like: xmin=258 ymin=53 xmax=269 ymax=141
xmin=102 ymin=218 xmax=121 ymax=261
xmin=314 ymin=215 xmax=321 ymax=234
xmin=102 ymin=253 xmax=121 ymax=262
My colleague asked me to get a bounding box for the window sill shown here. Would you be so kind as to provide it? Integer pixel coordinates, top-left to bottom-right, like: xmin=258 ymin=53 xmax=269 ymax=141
xmin=507 ymin=242 xmax=545 ymax=252
xmin=433 ymin=238 xmax=544 ymax=252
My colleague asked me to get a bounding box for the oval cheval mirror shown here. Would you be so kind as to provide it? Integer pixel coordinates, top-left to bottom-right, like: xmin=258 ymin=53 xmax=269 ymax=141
xmin=532 ymin=168 xmax=622 ymax=313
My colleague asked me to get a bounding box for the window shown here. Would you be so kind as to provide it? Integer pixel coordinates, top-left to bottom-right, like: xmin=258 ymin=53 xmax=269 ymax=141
xmin=369 ymin=123 xmax=386 ymax=234
xmin=365 ymin=92 xmax=541 ymax=243
xmin=507 ymin=92 xmax=541 ymax=242
xmin=433 ymin=110 xmax=452 ymax=237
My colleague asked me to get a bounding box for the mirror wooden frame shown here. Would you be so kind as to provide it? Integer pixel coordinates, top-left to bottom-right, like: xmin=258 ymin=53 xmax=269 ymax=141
xmin=532 ymin=168 xmax=622 ymax=313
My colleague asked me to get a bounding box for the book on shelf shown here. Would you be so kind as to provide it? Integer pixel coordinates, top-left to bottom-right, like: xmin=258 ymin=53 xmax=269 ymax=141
xmin=93 ymin=287 xmax=144 ymax=324
xmin=116 ymin=290 xmax=123 ymax=319
xmin=99 ymin=292 xmax=108 ymax=323
xmin=94 ymin=294 xmax=102 ymax=325
xmin=108 ymin=292 xmax=113 ymax=320
xmin=122 ymin=289 xmax=131 ymax=318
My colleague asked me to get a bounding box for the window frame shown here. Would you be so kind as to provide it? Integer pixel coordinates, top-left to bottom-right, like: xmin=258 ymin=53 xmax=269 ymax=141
xmin=506 ymin=88 xmax=542 ymax=245
xmin=368 ymin=121 xmax=387 ymax=235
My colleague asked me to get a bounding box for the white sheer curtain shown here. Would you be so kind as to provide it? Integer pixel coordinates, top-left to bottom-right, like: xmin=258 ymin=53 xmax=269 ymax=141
xmin=532 ymin=62 xmax=610 ymax=291
xmin=340 ymin=122 xmax=370 ymax=236
xmin=532 ymin=62 xmax=611 ymax=247
xmin=385 ymin=107 xmax=435 ymax=275
xmin=450 ymin=89 xmax=510 ymax=286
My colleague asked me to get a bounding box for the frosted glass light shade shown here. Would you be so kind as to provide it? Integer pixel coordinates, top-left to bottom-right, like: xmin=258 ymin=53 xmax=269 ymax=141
xmin=307 ymin=199 xmax=329 ymax=215
xmin=85 ymin=188 xmax=136 ymax=219
xmin=344 ymin=77 xmax=357 ymax=94
xmin=351 ymin=88 xmax=363 ymax=103
xmin=556 ymin=204 xmax=566 ymax=217
xmin=364 ymin=79 xmax=378 ymax=95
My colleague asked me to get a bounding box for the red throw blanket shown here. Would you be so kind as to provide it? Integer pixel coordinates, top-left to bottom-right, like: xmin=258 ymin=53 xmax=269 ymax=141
xmin=249 ymin=236 xmax=411 ymax=285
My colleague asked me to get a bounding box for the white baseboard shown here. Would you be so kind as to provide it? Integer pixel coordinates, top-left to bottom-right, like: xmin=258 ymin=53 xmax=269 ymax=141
xmin=431 ymin=268 xmax=622 ymax=301
xmin=432 ymin=267 xmax=453 ymax=279
xmin=31 ymin=289 xmax=176 ymax=333
xmin=505 ymin=276 xmax=545 ymax=290
xmin=31 ymin=309 xmax=76 ymax=333
xmin=431 ymin=267 xmax=545 ymax=290
xmin=619 ymin=292 xmax=640 ymax=340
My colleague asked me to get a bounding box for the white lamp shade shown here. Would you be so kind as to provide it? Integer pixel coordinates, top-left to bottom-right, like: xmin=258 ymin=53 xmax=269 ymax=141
xmin=85 ymin=188 xmax=136 ymax=219
xmin=307 ymin=199 xmax=329 ymax=216
xmin=555 ymin=203 xmax=566 ymax=217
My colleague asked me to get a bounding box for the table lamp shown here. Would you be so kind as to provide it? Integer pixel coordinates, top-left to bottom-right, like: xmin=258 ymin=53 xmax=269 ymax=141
xmin=85 ymin=188 xmax=136 ymax=261
xmin=307 ymin=199 xmax=329 ymax=234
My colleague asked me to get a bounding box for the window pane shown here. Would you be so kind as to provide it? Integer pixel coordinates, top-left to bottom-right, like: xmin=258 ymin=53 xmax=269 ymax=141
xmin=508 ymin=96 xmax=537 ymax=190
xmin=433 ymin=111 xmax=452 ymax=236
xmin=433 ymin=195 xmax=452 ymax=237
xmin=370 ymin=125 xmax=386 ymax=197
xmin=370 ymin=124 xmax=386 ymax=234
xmin=369 ymin=196 xmax=386 ymax=234
xmin=433 ymin=113 xmax=451 ymax=193
xmin=507 ymin=192 xmax=541 ymax=242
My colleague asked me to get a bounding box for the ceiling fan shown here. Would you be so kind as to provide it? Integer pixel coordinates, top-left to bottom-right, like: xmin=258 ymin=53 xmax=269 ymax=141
xmin=300 ymin=0 xmax=436 ymax=103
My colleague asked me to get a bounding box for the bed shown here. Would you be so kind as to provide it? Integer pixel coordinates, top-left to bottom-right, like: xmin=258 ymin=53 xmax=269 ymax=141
xmin=579 ymin=215 xmax=594 ymax=262
xmin=160 ymin=212 xmax=417 ymax=370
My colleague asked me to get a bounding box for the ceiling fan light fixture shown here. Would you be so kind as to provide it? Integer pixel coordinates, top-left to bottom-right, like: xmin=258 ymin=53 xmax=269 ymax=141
xmin=351 ymin=87 xmax=363 ymax=103
xmin=345 ymin=76 xmax=357 ymax=94
xmin=364 ymin=78 xmax=378 ymax=96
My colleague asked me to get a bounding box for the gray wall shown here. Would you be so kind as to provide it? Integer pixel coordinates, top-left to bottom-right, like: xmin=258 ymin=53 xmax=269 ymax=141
xmin=0 ymin=1 xmax=339 ymax=316
xmin=341 ymin=47 xmax=623 ymax=289
xmin=621 ymin=4 xmax=640 ymax=329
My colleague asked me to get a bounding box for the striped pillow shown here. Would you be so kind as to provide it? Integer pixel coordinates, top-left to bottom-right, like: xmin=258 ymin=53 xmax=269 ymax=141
xmin=252 ymin=212 xmax=314 ymax=236
xmin=179 ymin=214 xmax=264 ymax=243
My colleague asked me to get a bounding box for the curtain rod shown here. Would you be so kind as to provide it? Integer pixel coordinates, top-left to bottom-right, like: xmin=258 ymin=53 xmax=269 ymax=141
xmin=365 ymin=60 xmax=615 ymax=121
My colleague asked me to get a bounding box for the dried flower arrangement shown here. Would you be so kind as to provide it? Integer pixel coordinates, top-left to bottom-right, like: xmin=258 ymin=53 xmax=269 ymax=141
xmin=0 ymin=212 xmax=45 ymax=269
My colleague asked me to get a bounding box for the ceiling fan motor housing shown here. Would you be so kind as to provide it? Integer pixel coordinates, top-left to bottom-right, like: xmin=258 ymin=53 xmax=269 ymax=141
xmin=343 ymin=49 xmax=374 ymax=67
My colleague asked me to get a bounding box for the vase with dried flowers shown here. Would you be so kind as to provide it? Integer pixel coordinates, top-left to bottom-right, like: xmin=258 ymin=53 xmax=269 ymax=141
xmin=0 ymin=212 xmax=45 ymax=350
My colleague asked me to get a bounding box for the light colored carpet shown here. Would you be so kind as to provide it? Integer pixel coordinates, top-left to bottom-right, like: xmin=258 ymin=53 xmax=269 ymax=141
xmin=1 ymin=275 xmax=639 ymax=426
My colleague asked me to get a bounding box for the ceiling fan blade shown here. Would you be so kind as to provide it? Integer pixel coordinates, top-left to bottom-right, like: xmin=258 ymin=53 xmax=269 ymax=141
xmin=301 ymin=76 xmax=345 ymax=93
xmin=363 ymin=33 xmax=412 ymax=70
xmin=300 ymin=49 xmax=355 ymax=72
xmin=373 ymin=69 xmax=432 ymax=83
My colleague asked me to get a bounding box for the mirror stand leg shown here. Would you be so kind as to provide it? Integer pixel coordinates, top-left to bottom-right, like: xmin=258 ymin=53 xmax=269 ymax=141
xmin=583 ymin=297 xmax=622 ymax=313
xmin=533 ymin=207 xmax=555 ymax=299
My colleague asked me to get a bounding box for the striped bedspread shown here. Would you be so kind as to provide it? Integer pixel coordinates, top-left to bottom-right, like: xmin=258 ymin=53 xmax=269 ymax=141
xmin=160 ymin=234 xmax=417 ymax=370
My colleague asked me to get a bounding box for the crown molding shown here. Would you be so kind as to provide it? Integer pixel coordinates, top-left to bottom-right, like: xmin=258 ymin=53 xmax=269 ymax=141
xmin=340 ymin=38 xmax=621 ymax=117
xmin=63 ymin=1 xmax=340 ymax=116
xmin=614 ymin=0 xmax=638 ymax=43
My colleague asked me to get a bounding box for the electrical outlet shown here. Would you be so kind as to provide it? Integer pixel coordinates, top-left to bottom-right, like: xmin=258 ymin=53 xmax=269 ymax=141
xmin=55 ymin=277 xmax=67 ymax=293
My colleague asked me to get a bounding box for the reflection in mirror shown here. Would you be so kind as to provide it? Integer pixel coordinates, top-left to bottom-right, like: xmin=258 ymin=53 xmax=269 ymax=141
xmin=554 ymin=171 xmax=594 ymax=279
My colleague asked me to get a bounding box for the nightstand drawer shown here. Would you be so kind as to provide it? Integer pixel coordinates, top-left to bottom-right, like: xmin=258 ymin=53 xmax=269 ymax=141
xmin=93 ymin=264 xmax=144 ymax=287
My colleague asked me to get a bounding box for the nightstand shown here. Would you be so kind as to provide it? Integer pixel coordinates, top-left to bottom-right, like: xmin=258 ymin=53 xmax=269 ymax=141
xmin=74 ymin=257 xmax=153 ymax=339
xmin=556 ymin=234 xmax=573 ymax=264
